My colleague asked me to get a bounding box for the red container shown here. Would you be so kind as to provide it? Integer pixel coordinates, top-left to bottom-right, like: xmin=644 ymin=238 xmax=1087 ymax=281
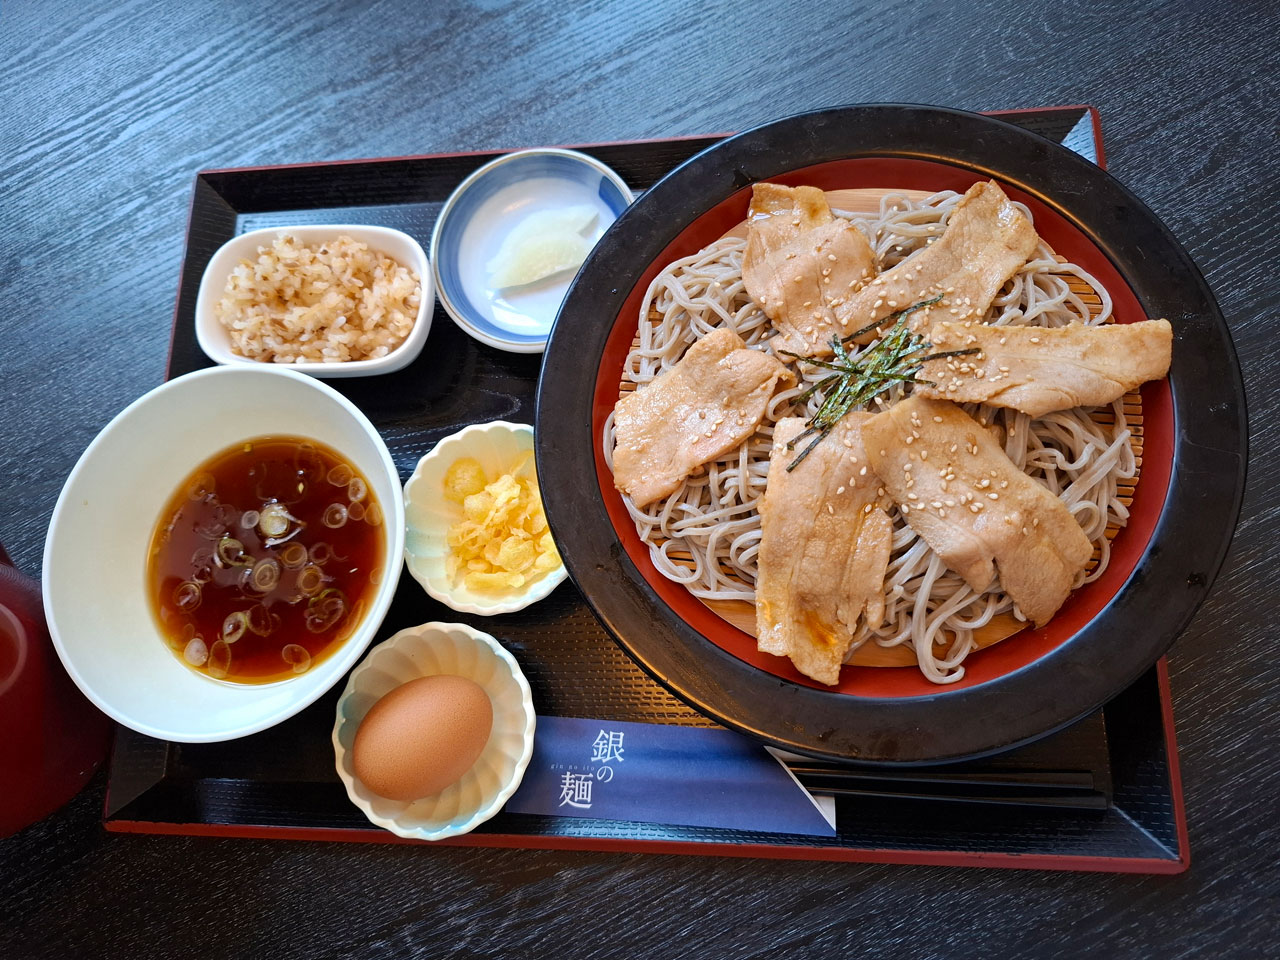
xmin=0 ymin=542 xmax=112 ymax=837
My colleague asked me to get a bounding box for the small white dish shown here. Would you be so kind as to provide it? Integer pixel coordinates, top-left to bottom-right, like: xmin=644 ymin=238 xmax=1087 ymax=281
xmin=195 ymin=224 xmax=434 ymax=378
xmin=430 ymin=148 xmax=633 ymax=353
xmin=403 ymin=420 xmax=567 ymax=615
xmin=333 ymin=621 xmax=536 ymax=840
xmin=42 ymin=365 xmax=406 ymax=743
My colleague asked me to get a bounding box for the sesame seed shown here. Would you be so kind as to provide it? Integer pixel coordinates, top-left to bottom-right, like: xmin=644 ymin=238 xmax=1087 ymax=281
xmin=837 ymin=486 xmax=845 ymax=495
xmin=793 ymin=276 xmax=803 ymax=283
xmin=933 ymin=416 xmax=943 ymax=423
xmin=1030 ymin=337 xmax=1040 ymax=343
xmin=969 ymin=503 xmax=981 ymax=513
xmin=902 ymin=503 xmax=911 ymax=514
xmin=908 ymin=492 xmax=918 ymax=500
xmin=827 ymin=504 xmax=834 ymax=514
xmin=903 ymin=463 xmax=912 ymax=472
xmin=888 ymin=300 xmax=898 ymax=307
xmin=905 ymin=436 xmax=914 ymax=445
xmin=863 ymin=503 xmax=873 ymax=514
xmin=860 ymin=466 xmax=868 ymax=476
xmin=920 ymin=450 xmax=929 ymax=461
xmin=827 ymin=254 xmax=837 ymax=262
xmin=988 ymin=492 xmax=999 ymax=500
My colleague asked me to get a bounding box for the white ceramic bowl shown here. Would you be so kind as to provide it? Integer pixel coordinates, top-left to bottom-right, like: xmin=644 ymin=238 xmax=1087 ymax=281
xmin=195 ymin=224 xmax=434 ymax=377
xmin=333 ymin=621 xmax=535 ymax=840
xmin=403 ymin=421 xmax=566 ymax=615
xmin=42 ymin=365 xmax=406 ymax=743
xmin=430 ymin=148 xmax=633 ymax=353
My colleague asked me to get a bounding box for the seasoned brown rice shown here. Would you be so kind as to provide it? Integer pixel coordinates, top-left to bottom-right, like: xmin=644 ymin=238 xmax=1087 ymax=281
xmin=215 ymin=234 xmax=421 ymax=363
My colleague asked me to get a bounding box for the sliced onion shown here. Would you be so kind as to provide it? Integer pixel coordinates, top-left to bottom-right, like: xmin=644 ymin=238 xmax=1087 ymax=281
xmin=173 ymin=581 xmax=202 ymax=612
xmin=279 ymin=542 xmax=308 ymax=569
xmin=309 ymin=542 xmax=332 ymax=566
xmin=249 ymin=558 xmax=281 ymax=593
xmin=347 ymin=478 xmax=367 ymax=503
xmin=347 ymin=501 xmax=366 ymax=522
xmin=246 ymin=603 xmax=277 ymax=637
xmin=194 ymin=516 xmax=228 ymax=540
xmin=322 ymin=503 xmax=348 ymax=529
xmin=258 ymin=502 xmax=293 ymax=538
xmin=186 ymin=472 xmax=215 ymax=501
xmin=265 ymin=528 xmax=301 ymax=548
xmin=221 ymin=611 xmax=248 ymax=644
xmin=190 ymin=546 xmax=215 ymax=584
xmin=281 ymin=644 xmax=312 ymax=674
xmin=240 ymin=509 xmax=260 ymax=530
xmin=296 ymin=563 xmax=325 ymax=597
xmin=183 ymin=636 xmax=208 ymax=666
xmin=207 ymin=640 xmax=231 ymax=679
xmin=326 ymin=463 xmax=353 ymax=487
xmin=364 ymin=503 xmax=383 ymax=527
xmin=368 ymin=566 xmax=383 ymax=586
xmin=305 ymin=589 xmax=346 ymax=633
xmin=216 ymin=536 xmax=250 ymax=567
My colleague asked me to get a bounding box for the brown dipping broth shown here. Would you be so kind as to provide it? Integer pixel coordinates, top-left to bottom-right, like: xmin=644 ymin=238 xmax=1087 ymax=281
xmin=148 ymin=436 xmax=385 ymax=683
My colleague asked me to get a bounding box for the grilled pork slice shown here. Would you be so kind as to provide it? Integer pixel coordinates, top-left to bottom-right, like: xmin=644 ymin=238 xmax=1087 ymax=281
xmin=741 ymin=183 xmax=877 ymax=357
xmin=612 ymin=328 xmax=794 ymax=508
xmin=861 ymin=396 xmax=1092 ymax=626
xmin=756 ymin=415 xmax=893 ymax=685
xmin=916 ymin=318 xmax=1172 ymax=417
xmin=843 ymin=180 xmax=1038 ymax=343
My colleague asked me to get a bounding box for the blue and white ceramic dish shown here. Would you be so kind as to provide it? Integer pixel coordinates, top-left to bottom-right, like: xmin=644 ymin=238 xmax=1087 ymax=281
xmin=430 ymin=148 xmax=633 ymax=353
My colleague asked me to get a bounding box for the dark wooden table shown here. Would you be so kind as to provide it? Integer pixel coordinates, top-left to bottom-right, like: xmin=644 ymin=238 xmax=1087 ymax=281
xmin=3 ymin=2 xmax=1277 ymax=957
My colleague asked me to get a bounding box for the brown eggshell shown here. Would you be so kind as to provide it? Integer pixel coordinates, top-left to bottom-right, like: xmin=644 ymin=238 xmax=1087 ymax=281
xmin=351 ymin=675 xmax=494 ymax=802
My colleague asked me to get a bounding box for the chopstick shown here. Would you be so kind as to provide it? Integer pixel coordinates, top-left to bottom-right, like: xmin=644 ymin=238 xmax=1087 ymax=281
xmin=785 ymin=762 xmax=1108 ymax=812
xmin=786 ymin=764 xmax=1097 ymax=791
xmin=801 ymin=783 xmax=1110 ymax=811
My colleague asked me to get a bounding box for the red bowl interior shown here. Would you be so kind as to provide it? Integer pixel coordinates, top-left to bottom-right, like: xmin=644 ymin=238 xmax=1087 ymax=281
xmin=591 ymin=157 xmax=1173 ymax=698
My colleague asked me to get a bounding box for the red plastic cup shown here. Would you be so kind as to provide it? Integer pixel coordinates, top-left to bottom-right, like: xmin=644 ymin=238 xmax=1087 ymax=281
xmin=0 ymin=542 xmax=112 ymax=837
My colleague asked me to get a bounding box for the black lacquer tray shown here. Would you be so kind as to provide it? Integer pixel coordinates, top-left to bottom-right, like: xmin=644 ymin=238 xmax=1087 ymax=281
xmin=105 ymin=106 xmax=1190 ymax=872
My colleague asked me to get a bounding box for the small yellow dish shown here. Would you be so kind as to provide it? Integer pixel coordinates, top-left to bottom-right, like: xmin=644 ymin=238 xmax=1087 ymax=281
xmin=403 ymin=421 xmax=567 ymax=615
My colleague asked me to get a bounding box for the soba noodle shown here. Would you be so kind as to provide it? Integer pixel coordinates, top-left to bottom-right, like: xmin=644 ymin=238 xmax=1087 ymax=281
xmin=603 ymin=190 xmax=1137 ymax=684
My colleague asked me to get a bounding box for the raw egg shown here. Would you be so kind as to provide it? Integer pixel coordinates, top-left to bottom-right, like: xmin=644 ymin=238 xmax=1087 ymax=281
xmin=352 ymin=675 xmax=493 ymax=802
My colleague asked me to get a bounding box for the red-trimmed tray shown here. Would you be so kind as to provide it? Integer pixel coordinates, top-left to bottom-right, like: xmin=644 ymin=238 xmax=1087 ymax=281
xmin=105 ymin=106 xmax=1189 ymax=872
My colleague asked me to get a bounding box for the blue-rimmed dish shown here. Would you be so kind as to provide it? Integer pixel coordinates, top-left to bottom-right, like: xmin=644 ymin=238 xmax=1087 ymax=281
xmin=430 ymin=148 xmax=633 ymax=353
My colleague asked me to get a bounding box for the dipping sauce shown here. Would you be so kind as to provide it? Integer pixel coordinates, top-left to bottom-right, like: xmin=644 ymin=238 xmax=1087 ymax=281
xmin=148 ymin=436 xmax=384 ymax=683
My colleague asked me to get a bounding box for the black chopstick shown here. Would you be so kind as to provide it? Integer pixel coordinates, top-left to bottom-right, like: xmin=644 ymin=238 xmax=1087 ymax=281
xmin=783 ymin=761 xmax=1107 ymax=811
xmin=804 ymin=783 xmax=1110 ymax=812
xmin=786 ymin=764 xmax=1097 ymax=792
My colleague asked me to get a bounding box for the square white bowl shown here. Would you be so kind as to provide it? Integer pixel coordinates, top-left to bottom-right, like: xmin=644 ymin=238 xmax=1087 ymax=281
xmin=195 ymin=224 xmax=434 ymax=377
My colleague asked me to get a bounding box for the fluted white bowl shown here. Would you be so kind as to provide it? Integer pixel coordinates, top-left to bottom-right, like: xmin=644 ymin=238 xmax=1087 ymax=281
xmin=403 ymin=420 xmax=566 ymax=615
xmin=333 ymin=621 xmax=535 ymax=840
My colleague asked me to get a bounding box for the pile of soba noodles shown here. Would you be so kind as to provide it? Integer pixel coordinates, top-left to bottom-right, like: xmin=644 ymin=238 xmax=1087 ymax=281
xmin=603 ymin=189 xmax=1137 ymax=684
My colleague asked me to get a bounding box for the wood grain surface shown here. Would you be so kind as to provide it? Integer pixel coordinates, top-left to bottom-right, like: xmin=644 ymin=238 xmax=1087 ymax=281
xmin=2 ymin=1 xmax=1278 ymax=958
